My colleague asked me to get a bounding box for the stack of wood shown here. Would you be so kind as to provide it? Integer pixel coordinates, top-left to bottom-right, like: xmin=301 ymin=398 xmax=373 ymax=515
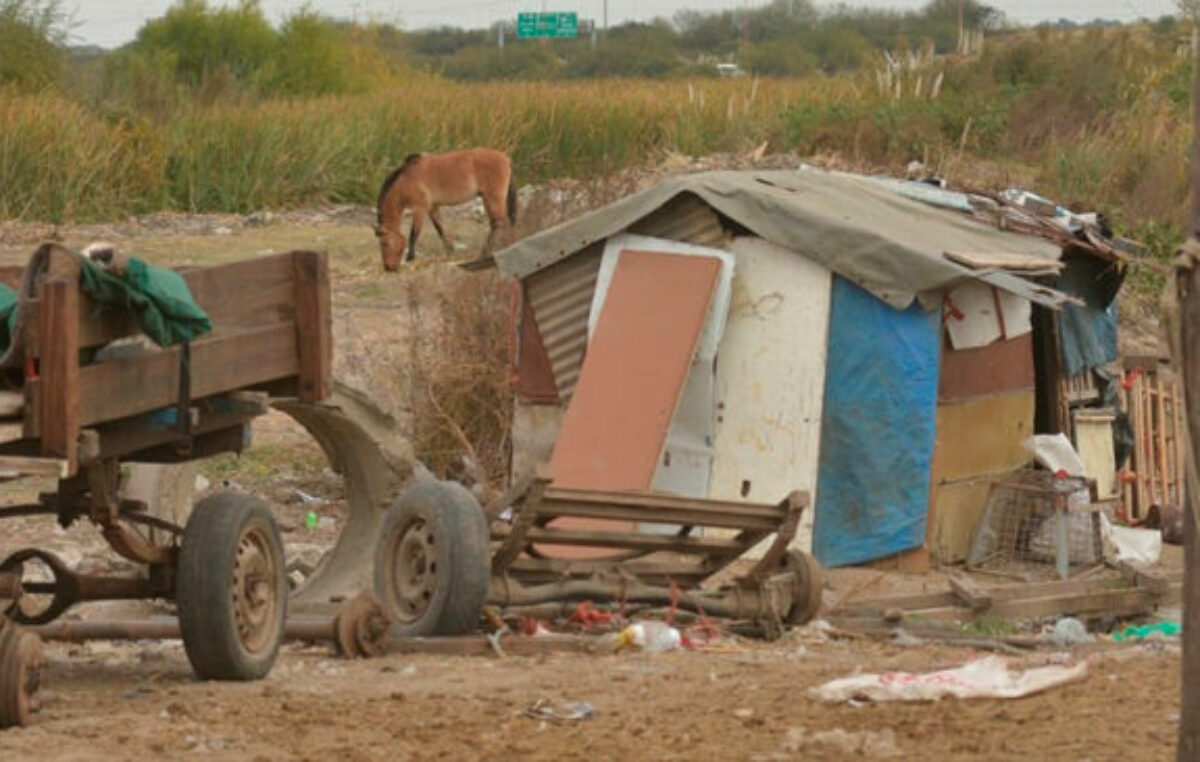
xmin=1119 ymin=356 xmax=1186 ymax=522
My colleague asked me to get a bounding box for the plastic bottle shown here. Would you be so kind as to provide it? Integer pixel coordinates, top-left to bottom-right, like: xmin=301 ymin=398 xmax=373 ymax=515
xmin=614 ymin=621 xmax=682 ymax=653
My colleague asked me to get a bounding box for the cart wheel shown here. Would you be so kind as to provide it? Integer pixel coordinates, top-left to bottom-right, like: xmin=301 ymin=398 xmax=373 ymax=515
xmin=177 ymin=492 xmax=286 ymax=681
xmin=374 ymin=481 xmax=490 ymax=637
xmin=0 ymin=621 xmax=43 ymax=729
xmin=783 ymin=549 xmax=824 ymax=626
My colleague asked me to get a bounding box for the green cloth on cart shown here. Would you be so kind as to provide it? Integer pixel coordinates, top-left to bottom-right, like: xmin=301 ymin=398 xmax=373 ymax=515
xmin=0 ymin=256 xmax=212 ymax=359
xmin=77 ymin=257 xmax=213 ymax=347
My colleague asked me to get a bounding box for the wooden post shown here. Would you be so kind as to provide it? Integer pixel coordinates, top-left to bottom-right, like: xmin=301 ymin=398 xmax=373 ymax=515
xmin=1173 ymin=18 xmax=1200 ymax=755
xmin=1161 ymin=376 xmax=1172 ymax=504
xmin=1179 ymin=380 xmax=1188 ymax=506
xmin=292 ymin=251 xmax=331 ymax=403
xmin=37 ymin=279 xmax=79 ymax=471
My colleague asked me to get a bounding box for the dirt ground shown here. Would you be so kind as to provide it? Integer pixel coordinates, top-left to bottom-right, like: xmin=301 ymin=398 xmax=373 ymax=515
xmin=0 ymin=193 xmax=1186 ymax=760
xmin=0 ymin=629 xmax=1182 ymax=761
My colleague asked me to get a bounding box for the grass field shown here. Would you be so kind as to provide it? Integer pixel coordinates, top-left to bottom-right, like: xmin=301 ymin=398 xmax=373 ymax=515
xmin=0 ymin=25 xmax=1194 ymax=261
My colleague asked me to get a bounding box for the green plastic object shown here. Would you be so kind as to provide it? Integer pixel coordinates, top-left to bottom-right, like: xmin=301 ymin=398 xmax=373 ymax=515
xmin=1112 ymin=621 xmax=1181 ymax=643
xmin=305 ymin=511 xmax=318 ymax=530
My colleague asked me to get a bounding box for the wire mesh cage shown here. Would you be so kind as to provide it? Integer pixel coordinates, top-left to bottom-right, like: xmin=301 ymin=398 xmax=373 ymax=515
xmin=967 ymin=469 xmax=1106 ymax=580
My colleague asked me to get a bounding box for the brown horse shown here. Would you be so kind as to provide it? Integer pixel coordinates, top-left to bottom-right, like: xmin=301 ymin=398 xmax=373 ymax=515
xmin=374 ymin=148 xmax=517 ymax=270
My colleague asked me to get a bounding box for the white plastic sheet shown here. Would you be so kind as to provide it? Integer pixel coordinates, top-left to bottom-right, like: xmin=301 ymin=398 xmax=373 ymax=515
xmin=1102 ymin=515 xmax=1163 ymax=565
xmin=1023 ymin=433 xmax=1087 ymax=477
xmin=809 ymin=656 xmax=1088 ymax=703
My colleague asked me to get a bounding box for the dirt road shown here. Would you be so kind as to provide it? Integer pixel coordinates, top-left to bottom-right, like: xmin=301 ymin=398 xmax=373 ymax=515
xmin=0 ymin=633 xmax=1179 ymax=761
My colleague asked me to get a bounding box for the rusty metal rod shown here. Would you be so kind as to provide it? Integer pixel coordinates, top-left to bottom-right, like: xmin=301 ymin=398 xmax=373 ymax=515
xmin=31 ymin=615 xmax=342 ymax=644
xmin=488 ymin=575 xmax=792 ymax=620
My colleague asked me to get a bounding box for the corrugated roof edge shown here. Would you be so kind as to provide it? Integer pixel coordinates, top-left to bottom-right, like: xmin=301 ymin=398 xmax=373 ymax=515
xmin=495 ymin=169 xmax=1075 ymax=311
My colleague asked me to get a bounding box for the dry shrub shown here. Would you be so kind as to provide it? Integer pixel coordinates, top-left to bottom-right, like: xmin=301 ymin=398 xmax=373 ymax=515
xmin=400 ymin=267 xmax=513 ymax=489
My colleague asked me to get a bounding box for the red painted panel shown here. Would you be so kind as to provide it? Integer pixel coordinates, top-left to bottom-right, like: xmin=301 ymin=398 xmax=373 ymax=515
xmin=513 ymin=286 xmax=560 ymax=404
xmin=938 ymin=332 xmax=1035 ymax=402
xmin=549 ymin=250 xmax=720 ymax=491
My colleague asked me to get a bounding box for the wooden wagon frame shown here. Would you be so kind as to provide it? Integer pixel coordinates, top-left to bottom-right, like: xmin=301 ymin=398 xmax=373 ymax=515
xmin=0 ymin=246 xmax=331 ymax=728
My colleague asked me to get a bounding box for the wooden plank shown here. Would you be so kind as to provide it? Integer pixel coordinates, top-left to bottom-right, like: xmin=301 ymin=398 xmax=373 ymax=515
xmin=944 ymin=250 xmax=1065 ymax=273
xmin=505 ymin=556 xmax=712 ymax=586
xmin=1175 ymin=378 xmax=1186 ymax=506
xmin=23 ymin=293 xmax=140 ymax=356
xmin=538 ymin=496 xmax=784 ymax=531
xmin=938 ymin=334 xmax=1035 ymax=402
xmin=1157 ymin=375 xmax=1170 ymax=504
xmin=22 ymin=252 xmax=297 ymax=357
xmin=0 ymin=392 xmax=23 ymax=419
xmin=931 ymin=392 xmax=1034 ymax=483
xmin=38 ymin=279 xmax=79 ymax=467
xmin=948 ymin=573 xmax=993 ymax=611
xmin=181 ymin=252 xmax=296 ymax=330
xmin=847 ymin=584 xmax=1181 ymax=623
xmin=291 ymin=251 xmax=331 ymax=402
xmin=495 ymin=526 xmax=747 ymax=554
xmin=549 ymin=250 xmax=720 ymax=492
xmin=0 ymin=456 xmax=70 ymax=478
xmin=65 ymin=322 xmax=298 ymax=426
xmin=1132 ymin=376 xmax=1148 ymax=517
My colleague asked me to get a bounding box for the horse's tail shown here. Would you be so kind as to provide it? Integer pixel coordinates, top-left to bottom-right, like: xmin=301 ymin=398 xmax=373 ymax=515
xmin=506 ymin=175 xmax=518 ymax=225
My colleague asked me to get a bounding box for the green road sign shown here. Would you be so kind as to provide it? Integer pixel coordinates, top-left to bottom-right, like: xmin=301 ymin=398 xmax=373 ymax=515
xmin=517 ymin=12 xmax=578 ymax=39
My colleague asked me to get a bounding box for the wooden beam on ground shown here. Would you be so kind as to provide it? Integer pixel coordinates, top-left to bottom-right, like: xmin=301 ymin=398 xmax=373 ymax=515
xmin=842 ymin=573 xmax=1182 ymax=624
xmin=948 ymin=573 xmax=993 ymax=611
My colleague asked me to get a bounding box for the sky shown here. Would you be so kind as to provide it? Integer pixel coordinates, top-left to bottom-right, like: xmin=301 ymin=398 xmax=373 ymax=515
xmin=65 ymin=0 xmax=1182 ymax=48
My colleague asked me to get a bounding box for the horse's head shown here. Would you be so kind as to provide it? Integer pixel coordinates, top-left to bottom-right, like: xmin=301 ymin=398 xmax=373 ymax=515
xmin=375 ymin=224 xmax=405 ymax=271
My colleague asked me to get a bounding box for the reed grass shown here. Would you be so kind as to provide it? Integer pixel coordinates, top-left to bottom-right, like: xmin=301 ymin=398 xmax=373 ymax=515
xmin=1 ymin=26 xmax=1194 ymax=251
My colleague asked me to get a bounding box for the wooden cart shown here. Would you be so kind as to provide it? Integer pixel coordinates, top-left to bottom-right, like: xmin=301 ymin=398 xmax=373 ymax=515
xmin=0 ymin=245 xmax=331 ymax=728
xmin=371 ymin=465 xmax=824 ymax=641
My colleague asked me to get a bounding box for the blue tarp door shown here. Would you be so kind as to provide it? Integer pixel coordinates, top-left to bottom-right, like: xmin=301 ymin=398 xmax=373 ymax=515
xmin=812 ymin=277 xmax=942 ymax=567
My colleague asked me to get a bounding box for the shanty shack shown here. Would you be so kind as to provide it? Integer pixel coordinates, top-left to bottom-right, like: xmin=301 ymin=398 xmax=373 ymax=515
xmin=494 ymin=168 xmax=1126 ymax=570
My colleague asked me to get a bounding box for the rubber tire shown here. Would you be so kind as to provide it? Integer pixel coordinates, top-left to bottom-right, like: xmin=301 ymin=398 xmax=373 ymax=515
xmin=784 ymin=550 xmax=824 ymax=626
xmin=177 ymin=492 xmax=287 ymax=681
xmin=373 ymin=480 xmax=490 ymax=637
xmin=0 ymin=622 xmax=42 ymax=729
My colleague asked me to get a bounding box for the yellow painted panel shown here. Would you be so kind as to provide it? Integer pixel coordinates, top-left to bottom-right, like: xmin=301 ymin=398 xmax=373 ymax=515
xmin=931 ymin=479 xmax=995 ymax=564
xmin=927 ymin=392 xmax=1035 ymax=564
xmin=931 ymin=392 xmax=1035 ymax=483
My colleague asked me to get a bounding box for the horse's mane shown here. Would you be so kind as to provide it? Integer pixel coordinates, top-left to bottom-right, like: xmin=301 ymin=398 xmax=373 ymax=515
xmin=375 ymin=153 xmax=423 ymax=224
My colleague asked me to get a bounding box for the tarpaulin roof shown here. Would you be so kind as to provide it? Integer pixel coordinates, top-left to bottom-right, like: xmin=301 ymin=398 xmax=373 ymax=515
xmin=495 ymin=168 xmax=1067 ymax=310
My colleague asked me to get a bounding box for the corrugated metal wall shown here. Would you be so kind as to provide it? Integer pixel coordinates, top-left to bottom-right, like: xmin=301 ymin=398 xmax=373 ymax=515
xmin=630 ymin=194 xmax=726 ymax=249
xmin=522 ymin=194 xmax=726 ymax=404
xmin=524 ymin=242 xmax=602 ymax=403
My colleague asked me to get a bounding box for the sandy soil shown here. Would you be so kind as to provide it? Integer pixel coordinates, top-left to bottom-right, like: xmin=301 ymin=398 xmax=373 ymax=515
xmin=0 ymin=632 xmax=1179 ymax=761
xmin=0 ymin=194 xmax=1185 ymax=760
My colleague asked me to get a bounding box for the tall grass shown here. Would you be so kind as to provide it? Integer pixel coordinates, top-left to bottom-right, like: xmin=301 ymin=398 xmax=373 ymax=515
xmin=0 ymin=25 xmax=1195 ymax=245
xmin=1 ymin=74 xmax=831 ymax=221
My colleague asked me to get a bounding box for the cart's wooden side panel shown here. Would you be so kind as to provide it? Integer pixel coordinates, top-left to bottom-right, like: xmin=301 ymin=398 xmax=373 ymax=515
xmin=23 ymin=252 xmax=299 ymax=357
xmin=18 ymin=251 xmax=327 ymax=456
xmin=38 ymin=279 xmax=80 ymax=469
xmin=183 ymin=253 xmax=298 ymax=331
xmin=70 ymin=323 xmax=298 ymax=426
xmin=292 ymin=251 xmax=331 ymax=402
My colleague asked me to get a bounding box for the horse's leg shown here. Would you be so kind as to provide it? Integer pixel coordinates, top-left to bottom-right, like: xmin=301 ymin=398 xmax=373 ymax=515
xmin=407 ymin=208 xmax=427 ymax=262
xmin=429 ymin=207 xmax=453 ymax=255
xmin=479 ymin=191 xmax=509 ymax=259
